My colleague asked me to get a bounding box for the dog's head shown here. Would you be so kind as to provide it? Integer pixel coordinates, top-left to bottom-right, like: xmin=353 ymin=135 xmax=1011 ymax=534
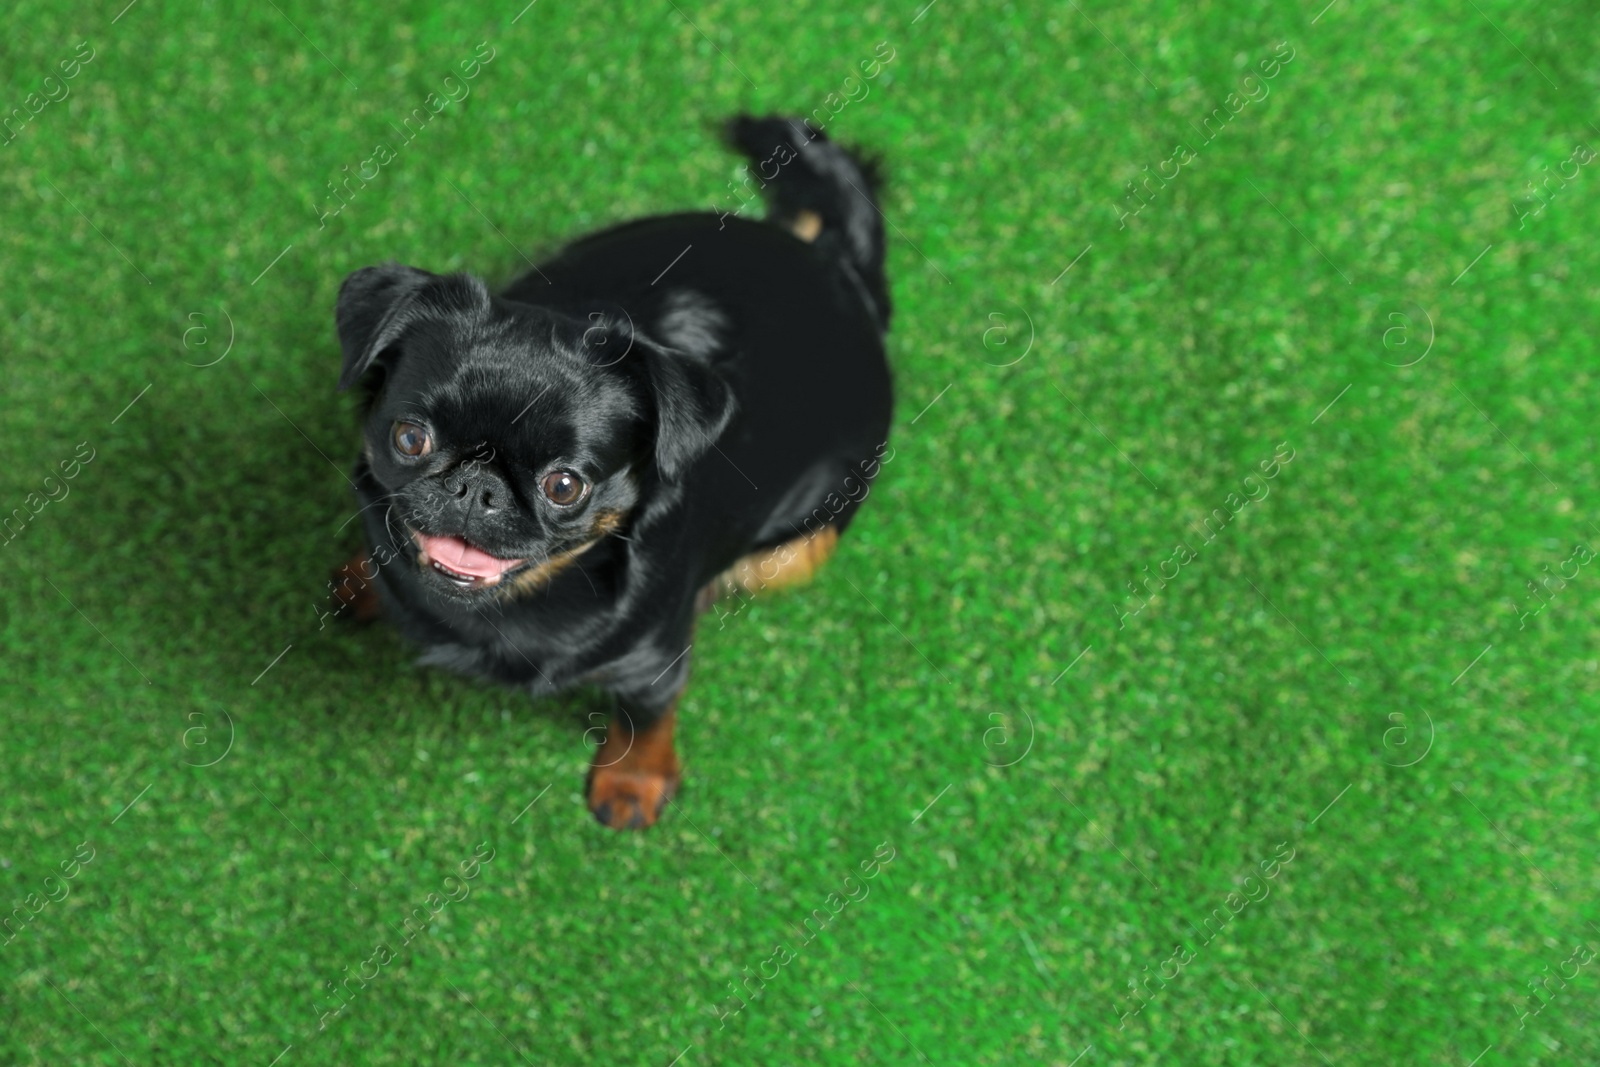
xmin=335 ymin=264 xmax=734 ymax=598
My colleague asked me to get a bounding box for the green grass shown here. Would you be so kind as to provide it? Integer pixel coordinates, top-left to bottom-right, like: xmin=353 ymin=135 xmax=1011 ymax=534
xmin=3 ymin=1 xmax=1599 ymax=1064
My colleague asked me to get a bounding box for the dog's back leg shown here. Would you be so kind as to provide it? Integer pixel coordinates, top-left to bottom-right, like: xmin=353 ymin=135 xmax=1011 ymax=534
xmin=698 ymin=524 xmax=841 ymax=611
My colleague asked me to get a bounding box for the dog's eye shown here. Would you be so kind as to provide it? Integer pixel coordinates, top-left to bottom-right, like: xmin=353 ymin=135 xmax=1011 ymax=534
xmin=392 ymin=421 xmax=431 ymax=458
xmin=540 ymin=470 xmax=586 ymax=506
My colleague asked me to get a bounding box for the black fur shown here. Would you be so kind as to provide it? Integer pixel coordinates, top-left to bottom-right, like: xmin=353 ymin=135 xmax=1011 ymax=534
xmin=725 ymin=114 xmax=890 ymax=330
xmin=335 ymin=115 xmax=894 ymax=813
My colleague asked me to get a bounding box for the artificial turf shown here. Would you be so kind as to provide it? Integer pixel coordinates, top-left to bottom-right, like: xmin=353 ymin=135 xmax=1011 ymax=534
xmin=3 ymin=0 xmax=1599 ymax=1064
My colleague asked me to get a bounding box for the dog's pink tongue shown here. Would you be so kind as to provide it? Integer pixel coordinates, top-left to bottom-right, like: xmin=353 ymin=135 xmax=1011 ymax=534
xmin=418 ymin=534 xmax=523 ymax=578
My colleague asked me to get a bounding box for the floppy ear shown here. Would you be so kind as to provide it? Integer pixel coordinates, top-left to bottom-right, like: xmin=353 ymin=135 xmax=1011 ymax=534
xmin=639 ymin=342 xmax=736 ymax=482
xmin=334 ymin=264 xmax=438 ymax=391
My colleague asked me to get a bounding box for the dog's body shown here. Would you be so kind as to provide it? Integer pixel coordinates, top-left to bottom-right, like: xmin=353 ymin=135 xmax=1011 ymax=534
xmin=334 ymin=117 xmax=893 ymax=828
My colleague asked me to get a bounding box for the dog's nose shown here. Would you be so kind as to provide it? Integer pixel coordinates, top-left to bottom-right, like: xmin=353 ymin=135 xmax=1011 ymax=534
xmin=442 ymin=462 xmax=508 ymax=514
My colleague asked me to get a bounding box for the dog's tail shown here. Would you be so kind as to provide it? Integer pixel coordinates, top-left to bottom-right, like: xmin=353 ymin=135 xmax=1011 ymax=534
xmin=725 ymin=114 xmax=890 ymax=330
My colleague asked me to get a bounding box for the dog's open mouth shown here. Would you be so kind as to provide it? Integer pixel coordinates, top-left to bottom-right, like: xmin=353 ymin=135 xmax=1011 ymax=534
xmin=413 ymin=532 xmax=526 ymax=589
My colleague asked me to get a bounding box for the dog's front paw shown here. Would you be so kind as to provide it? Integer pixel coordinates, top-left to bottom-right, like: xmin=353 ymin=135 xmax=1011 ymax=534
xmin=330 ymin=550 xmax=382 ymax=622
xmin=585 ymin=703 xmax=682 ymax=830
xmin=587 ymin=765 xmax=680 ymax=830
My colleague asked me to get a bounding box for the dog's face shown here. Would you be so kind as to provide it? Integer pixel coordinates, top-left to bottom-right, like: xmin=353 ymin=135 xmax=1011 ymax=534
xmin=335 ymin=265 xmax=733 ymax=600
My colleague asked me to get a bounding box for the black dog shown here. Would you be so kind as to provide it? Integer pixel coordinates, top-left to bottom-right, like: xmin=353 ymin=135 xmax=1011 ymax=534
xmin=332 ymin=116 xmax=893 ymax=829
